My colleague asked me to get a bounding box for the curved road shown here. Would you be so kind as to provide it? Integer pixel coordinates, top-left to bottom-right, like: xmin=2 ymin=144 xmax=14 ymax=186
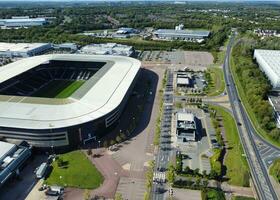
xmin=224 ymin=32 xmax=278 ymax=200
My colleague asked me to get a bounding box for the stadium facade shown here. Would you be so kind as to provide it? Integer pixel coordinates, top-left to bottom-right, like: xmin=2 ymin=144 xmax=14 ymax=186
xmin=0 ymin=54 xmax=141 ymax=149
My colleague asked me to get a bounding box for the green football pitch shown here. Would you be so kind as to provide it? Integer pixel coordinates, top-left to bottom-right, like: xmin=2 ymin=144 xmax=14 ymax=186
xmin=32 ymin=80 xmax=85 ymax=98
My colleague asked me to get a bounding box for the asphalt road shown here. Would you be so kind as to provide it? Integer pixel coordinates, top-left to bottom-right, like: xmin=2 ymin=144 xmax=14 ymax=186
xmin=152 ymin=69 xmax=174 ymax=200
xmin=224 ymin=32 xmax=278 ymax=200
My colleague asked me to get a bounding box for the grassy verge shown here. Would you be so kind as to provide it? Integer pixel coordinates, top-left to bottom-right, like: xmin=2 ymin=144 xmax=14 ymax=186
xmin=204 ymin=67 xmax=225 ymax=97
xmin=269 ymin=158 xmax=280 ymax=183
xmin=230 ymin=55 xmax=280 ymax=147
xmin=209 ymin=105 xmax=249 ymax=186
xmin=232 ymin=196 xmax=255 ymax=200
xmin=153 ymin=70 xmax=167 ymax=146
xmin=45 ymin=151 xmax=103 ymax=189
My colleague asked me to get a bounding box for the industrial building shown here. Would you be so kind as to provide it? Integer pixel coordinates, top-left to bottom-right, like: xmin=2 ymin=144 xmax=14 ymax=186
xmin=154 ymin=24 xmax=210 ymax=42
xmin=112 ymin=27 xmax=139 ymax=38
xmin=53 ymin=43 xmax=78 ymax=52
xmin=0 ymin=43 xmax=52 ymax=58
xmin=254 ymin=49 xmax=280 ymax=88
xmin=176 ymin=112 xmax=197 ymax=142
xmin=0 ymin=54 xmax=140 ymax=149
xmin=80 ymin=43 xmax=134 ymax=57
xmin=268 ymin=94 xmax=280 ymax=128
xmin=0 ymin=16 xmax=46 ymax=28
xmin=0 ymin=141 xmax=32 ymax=187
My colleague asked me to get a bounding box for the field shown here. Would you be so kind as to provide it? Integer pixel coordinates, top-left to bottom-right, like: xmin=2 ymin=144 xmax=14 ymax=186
xmin=210 ymin=105 xmax=249 ymax=186
xmin=32 ymin=80 xmax=85 ymax=98
xmin=45 ymin=151 xmax=103 ymax=189
xmin=205 ymin=67 xmax=225 ymax=96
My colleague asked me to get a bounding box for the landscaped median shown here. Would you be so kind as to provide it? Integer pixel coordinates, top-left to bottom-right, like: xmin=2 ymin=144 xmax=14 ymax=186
xmin=45 ymin=150 xmax=103 ymax=189
xmin=209 ymin=105 xmax=250 ymax=187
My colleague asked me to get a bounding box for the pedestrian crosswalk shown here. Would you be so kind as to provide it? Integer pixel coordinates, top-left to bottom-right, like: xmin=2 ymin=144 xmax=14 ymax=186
xmin=153 ymin=171 xmax=166 ymax=183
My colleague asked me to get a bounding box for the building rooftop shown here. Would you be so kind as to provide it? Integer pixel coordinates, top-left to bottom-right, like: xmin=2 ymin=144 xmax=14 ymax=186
xmin=0 ymin=141 xmax=16 ymax=161
xmin=177 ymin=112 xmax=195 ymax=122
xmin=0 ymin=54 xmax=140 ymax=130
xmin=154 ymin=29 xmax=210 ymax=37
xmin=177 ymin=77 xmax=190 ymax=85
xmin=254 ymin=49 xmax=280 ymax=78
xmin=0 ymin=42 xmax=50 ymax=53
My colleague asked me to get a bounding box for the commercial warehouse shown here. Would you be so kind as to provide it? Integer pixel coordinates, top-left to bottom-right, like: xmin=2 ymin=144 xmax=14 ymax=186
xmin=0 ymin=43 xmax=52 ymax=58
xmin=254 ymin=49 xmax=280 ymax=88
xmin=0 ymin=54 xmax=141 ymax=149
xmin=0 ymin=16 xmax=46 ymax=28
xmin=154 ymin=27 xmax=210 ymax=42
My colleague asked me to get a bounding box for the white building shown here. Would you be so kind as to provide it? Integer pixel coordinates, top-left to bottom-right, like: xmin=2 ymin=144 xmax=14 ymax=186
xmin=254 ymin=49 xmax=280 ymax=88
xmin=176 ymin=112 xmax=196 ymax=142
xmin=0 ymin=16 xmax=46 ymax=28
xmin=176 ymin=72 xmax=192 ymax=87
xmin=0 ymin=42 xmax=52 ymax=58
xmin=154 ymin=24 xmax=210 ymax=42
xmin=80 ymin=43 xmax=134 ymax=57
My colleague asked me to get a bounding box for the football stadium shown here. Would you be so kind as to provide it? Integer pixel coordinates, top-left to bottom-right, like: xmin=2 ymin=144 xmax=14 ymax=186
xmin=0 ymin=54 xmax=141 ymax=149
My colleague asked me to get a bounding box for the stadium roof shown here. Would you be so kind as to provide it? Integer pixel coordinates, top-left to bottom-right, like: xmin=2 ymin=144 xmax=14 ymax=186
xmin=0 ymin=54 xmax=141 ymax=130
xmin=254 ymin=49 xmax=280 ymax=78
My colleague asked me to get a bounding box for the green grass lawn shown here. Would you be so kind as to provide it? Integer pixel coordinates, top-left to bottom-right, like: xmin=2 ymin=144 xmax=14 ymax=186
xmin=201 ymin=188 xmax=225 ymax=200
xmin=45 ymin=150 xmax=103 ymax=189
xmin=232 ymin=196 xmax=255 ymax=200
xmin=210 ymin=105 xmax=249 ymax=187
xmin=32 ymin=80 xmax=85 ymax=98
xmin=205 ymin=67 xmax=225 ymax=96
xmin=230 ymin=56 xmax=280 ymax=147
xmin=269 ymin=158 xmax=280 ymax=183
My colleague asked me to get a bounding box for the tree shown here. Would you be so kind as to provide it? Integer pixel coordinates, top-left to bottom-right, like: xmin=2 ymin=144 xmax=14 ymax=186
xmin=103 ymin=140 xmax=108 ymax=148
xmin=115 ymin=193 xmax=123 ymax=200
xmin=83 ymin=189 xmax=91 ymax=200
xmin=167 ymin=163 xmax=176 ymax=185
xmin=110 ymin=139 xmax=116 ymax=146
xmin=87 ymin=148 xmax=92 ymax=156
xmin=116 ymin=135 xmax=122 ymax=143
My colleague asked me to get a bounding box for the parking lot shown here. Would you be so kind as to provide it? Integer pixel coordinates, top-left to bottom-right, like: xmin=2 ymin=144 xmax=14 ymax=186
xmin=172 ymin=107 xmax=212 ymax=173
xmin=0 ymin=155 xmax=47 ymax=200
xmin=140 ymin=50 xmax=213 ymax=71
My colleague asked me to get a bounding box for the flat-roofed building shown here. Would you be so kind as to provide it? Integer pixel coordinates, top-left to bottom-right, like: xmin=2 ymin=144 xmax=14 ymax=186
xmin=176 ymin=112 xmax=196 ymax=142
xmin=176 ymin=72 xmax=192 ymax=87
xmin=0 ymin=141 xmax=31 ymax=187
xmin=0 ymin=42 xmax=52 ymax=58
xmin=254 ymin=49 xmax=280 ymax=88
xmin=154 ymin=25 xmax=210 ymax=42
xmin=0 ymin=16 xmax=46 ymax=28
xmin=80 ymin=43 xmax=134 ymax=57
